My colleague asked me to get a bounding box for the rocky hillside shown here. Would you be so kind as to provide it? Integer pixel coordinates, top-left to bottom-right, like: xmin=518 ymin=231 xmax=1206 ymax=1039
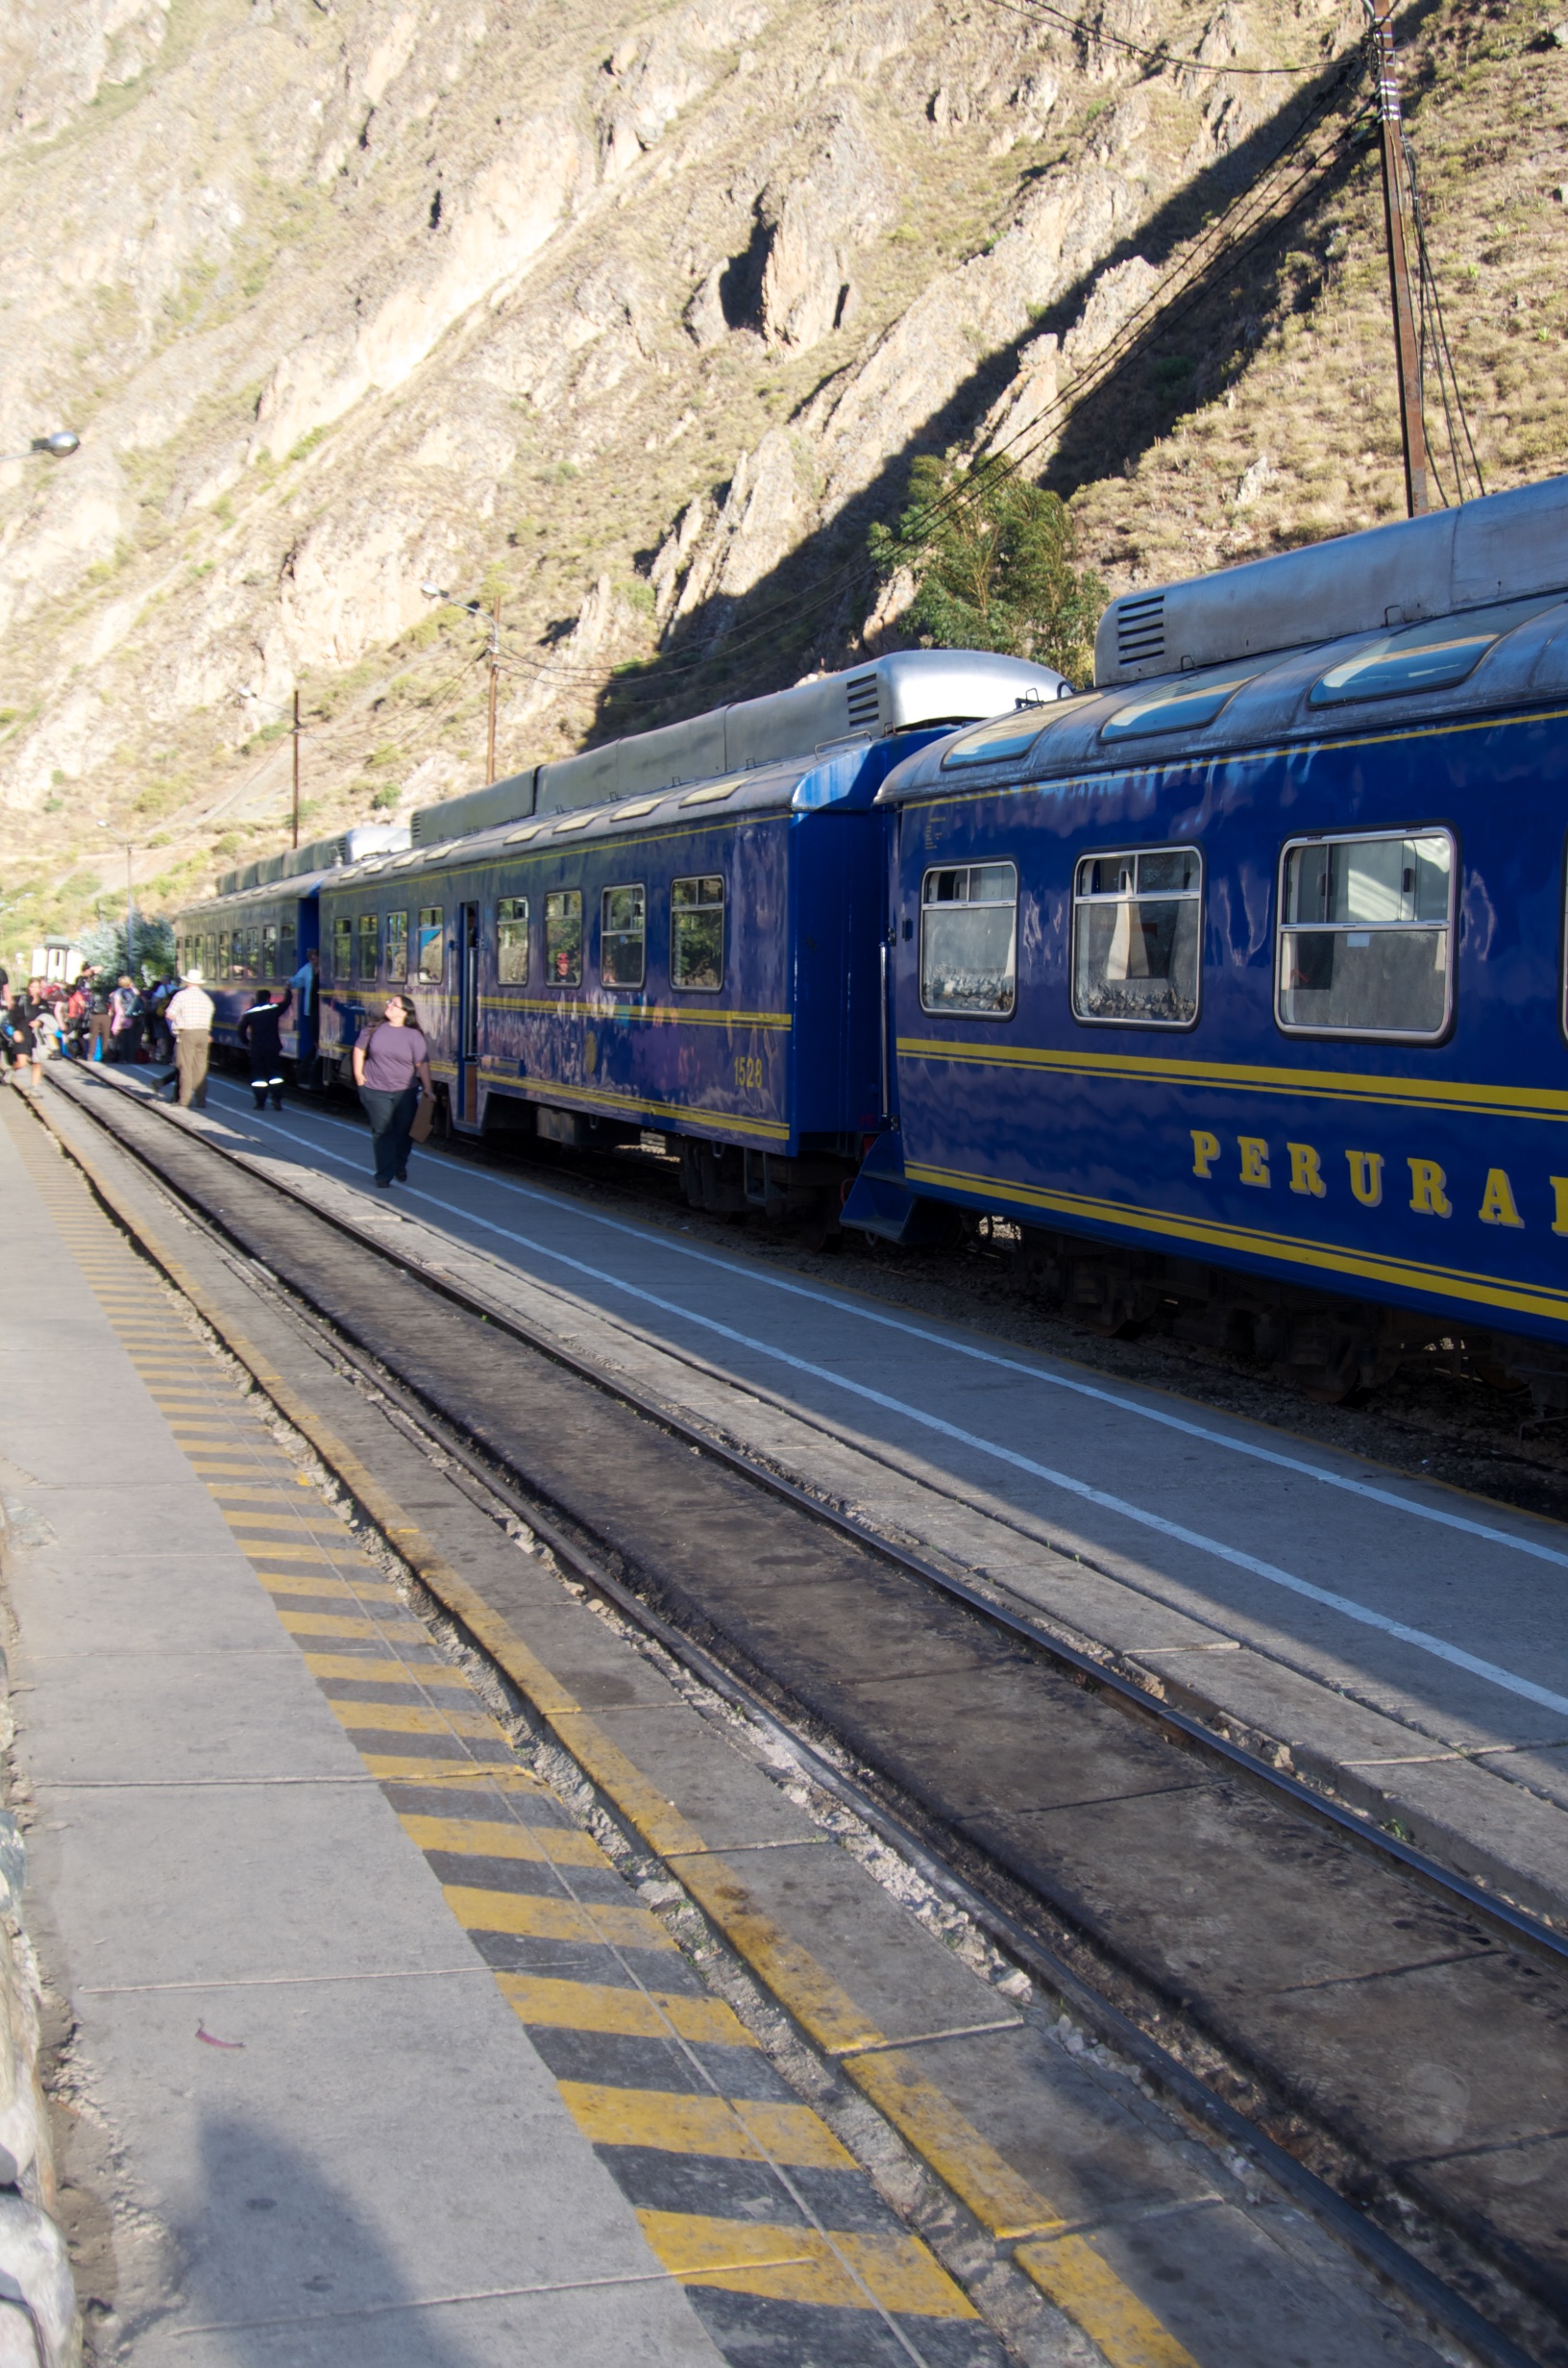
xmin=1 ymin=0 xmax=1565 ymax=962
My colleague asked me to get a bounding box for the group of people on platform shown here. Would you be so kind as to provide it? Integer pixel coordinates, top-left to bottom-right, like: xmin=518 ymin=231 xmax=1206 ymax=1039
xmin=0 ymin=952 xmax=432 ymax=1189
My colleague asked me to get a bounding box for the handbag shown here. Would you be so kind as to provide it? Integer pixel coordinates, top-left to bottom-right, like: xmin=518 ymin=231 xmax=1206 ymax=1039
xmin=409 ymin=1089 xmax=434 ymax=1144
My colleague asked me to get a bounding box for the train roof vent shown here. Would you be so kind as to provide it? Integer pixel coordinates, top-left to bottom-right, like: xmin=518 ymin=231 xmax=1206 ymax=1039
xmin=1114 ymin=592 xmax=1166 ymax=675
xmin=845 ymin=672 xmax=882 ymax=734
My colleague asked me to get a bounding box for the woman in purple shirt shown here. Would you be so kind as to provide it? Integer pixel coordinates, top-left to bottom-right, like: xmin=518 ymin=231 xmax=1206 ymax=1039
xmin=351 ymin=995 xmax=434 ymax=1187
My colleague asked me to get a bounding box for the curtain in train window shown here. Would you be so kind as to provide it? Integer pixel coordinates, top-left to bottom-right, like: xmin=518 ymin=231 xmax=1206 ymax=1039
xmin=356 ymin=911 xmax=380 ymax=982
xmin=545 ymin=890 xmax=582 ymax=986
xmin=919 ymin=864 xmax=1017 ymax=1016
xmin=261 ymin=922 xmax=279 ymax=976
xmin=416 ymin=907 xmax=444 ymax=984
xmin=1072 ymin=848 xmax=1202 ymax=1027
xmin=671 ymin=876 xmax=724 ymax=990
xmin=600 ymin=884 xmax=645 ymax=989
xmin=384 ymin=911 xmax=408 ymax=983
xmin=497 ymin=898 xmax=528 ymax=985
xmin=1277 ymin=831 xmax=1453 ymax=1040
xmin=331 ymin=917 xmax=352 ymax=982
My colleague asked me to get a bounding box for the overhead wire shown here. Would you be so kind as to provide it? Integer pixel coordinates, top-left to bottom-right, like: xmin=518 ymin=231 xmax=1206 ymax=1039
xmin=975 ymin=0 xmax=1321 ymax=76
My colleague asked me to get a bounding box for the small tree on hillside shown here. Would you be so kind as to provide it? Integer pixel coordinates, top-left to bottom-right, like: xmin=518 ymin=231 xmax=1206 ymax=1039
xmin=869 ymin=455 xmax=1105 ymax=686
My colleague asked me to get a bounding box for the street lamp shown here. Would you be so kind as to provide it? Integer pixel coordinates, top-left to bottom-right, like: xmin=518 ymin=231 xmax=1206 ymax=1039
xmin=0 ymin=431 xmax=81 ymax=464
xmin=95 ymin=821 xmax=135 ymax=978
xmin=421 ymin=580 xmax=502 ymax=783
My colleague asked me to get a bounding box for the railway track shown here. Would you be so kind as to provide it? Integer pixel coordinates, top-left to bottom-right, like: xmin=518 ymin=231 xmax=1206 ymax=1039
xmin=38 ymin=1067 xmax=1568 ymax=2368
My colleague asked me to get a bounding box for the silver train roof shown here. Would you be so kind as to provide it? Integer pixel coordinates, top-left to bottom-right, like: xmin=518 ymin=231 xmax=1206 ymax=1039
xmin=882 ymin=476 xmax=1568 ymax=802
xmin=1094 ymin=470 xmax=1568 ymax=687
xmin=328 ymin=746 xmax=858 ymax=893
xmin=409 ymin=648 xmax=1068 ymax=845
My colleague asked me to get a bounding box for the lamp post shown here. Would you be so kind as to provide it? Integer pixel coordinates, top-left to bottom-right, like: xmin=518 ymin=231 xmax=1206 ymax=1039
xmin=421 ymin=581 xmax=502 ymax=783
xmin=95 ymin=822 xmax=135 ymax=979
xmin=0 ymin=431 xmax=81 ymax=465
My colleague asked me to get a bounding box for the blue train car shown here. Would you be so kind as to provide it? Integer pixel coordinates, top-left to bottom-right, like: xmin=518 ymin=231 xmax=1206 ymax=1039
xmin=845 ymin=475 xmax=1568 ymax=1397
xmin=173 ymin=825 xmax=408 ymax=1073
xmin=319 ymin=736 xmax=943 ymax=1213
xmin=316 ymin=649 xmax=1065 ymax=1213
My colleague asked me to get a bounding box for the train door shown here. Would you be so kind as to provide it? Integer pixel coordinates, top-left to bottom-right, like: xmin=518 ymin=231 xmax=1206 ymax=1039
xmin=456 ymin=900 xmax=480 ymax=1127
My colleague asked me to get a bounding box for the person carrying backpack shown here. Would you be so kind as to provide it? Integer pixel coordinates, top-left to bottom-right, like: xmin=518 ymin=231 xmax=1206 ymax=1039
xmin=107 ymin=974 xmax=143 ymax=1064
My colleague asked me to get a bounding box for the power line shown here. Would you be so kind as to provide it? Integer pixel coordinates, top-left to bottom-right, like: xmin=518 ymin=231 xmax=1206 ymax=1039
xmin=976 ymin=0 xmax=1320 ymax=77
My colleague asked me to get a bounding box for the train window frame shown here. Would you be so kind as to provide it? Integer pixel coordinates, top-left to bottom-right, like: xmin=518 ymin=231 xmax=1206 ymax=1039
xmin=1275 ymin=826 xmax=1457 ymax=1045
xmin=416 ymin=906 xmax=444 ymax=986
xmin=279 ymin=920 xmax=296 ymax=979
xmin=384 ymin=911 xmax=408 ymax=983
xmin=919 ymin=862 xmax=1018 ymax=1020
xmin=497 ymin=897 xmax=529 ymax=987
xmin=261 ymin=921 xmax=279 ymax=976
xmin=356 ymin=909 xmax=380 ymax=983
xmin=671 ymin=875 xmax=725 ymax=993
xmin=545 ymin=888 xmax=582 ymax=988
xmin=331 ymin=916 xmax=352 ymax=984
xmin=600 ymin=882 xmax=646 ymax=991
xmin=1070 ymin=846 xmax=1204 ymax=1032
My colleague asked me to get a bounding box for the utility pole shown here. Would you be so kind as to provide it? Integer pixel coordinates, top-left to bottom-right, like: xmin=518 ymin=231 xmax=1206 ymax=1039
xmin=485 ymin=599 xmax=502 ymax=785
xmin=126 ymin=842 xmax=135 ymax=980
xmin=1368 ymin=0 xmax=1429 ymax=517
xmin=291 ymin=686 xmax=302 ymax=850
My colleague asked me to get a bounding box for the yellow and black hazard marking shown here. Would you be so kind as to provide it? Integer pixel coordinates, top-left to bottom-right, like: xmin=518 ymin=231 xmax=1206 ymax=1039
xmin=17 ymin=1113 xmax=1009 ymax=2368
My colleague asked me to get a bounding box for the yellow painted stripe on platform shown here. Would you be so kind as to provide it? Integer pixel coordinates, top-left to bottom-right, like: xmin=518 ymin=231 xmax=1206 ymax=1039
xmin=239 ymin=1540 xmax=379 ymax=1566
xmin=256 ymin=1572 xmax=401 ymax=1601
xmin=442 ymin=1885 xmax=674 ymax=1949
xmin=399 ymin=1814 xmax=607 ymax=1868
xmin=1016 ymin=2238 xmax=1202 ymax=2368
xmin=327 ymin=1699 xmax=506 ymax=1741
xmin=25 ymin=1094 xmax=1193 ymax=2368
xmin=496 ymin=1972 xmax=755 ymax=2046
xmin=849 ymin=2046 xmax=1074 ymax=2243
xmin=559 ymin=2082 xmax=853 ymax=2169
xmin=221 ymin=1510 xmax=341 ymax=1533
xmin=303 ymin=1654 xmax=474 ymax=1688
xmin=188 ymin=1461 xmax=282 ymax=1476
xmin=279 ymin=1613 xmax=428 ymax=1641
xmin=204 ymin=1486 xmax=316 ymax=1504
xmin=358 ymin=1756 xmax=540 ymax=1788
xmin=635 ymin=2210 xmax=978 ymax=2318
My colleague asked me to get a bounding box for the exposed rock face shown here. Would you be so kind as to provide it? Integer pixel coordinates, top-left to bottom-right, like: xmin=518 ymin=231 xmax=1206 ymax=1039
xmin=0 ymin=0 xmax=1354 ymax=944
xmin=756 ymin=99 xmax=894 ymax=351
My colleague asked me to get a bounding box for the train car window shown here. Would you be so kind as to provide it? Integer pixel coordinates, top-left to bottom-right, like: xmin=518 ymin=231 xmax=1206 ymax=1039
xmin=417 ymin=906 xmax=444 ymax=985
xmin=384 ymin=911 xmax=408 ymax=983
xmin=331 ymin=917 xmax=352 ymax=982
xmin=261 ymin=922 xmax=279 ymax=975
xmin=940 ymin=709 xmax=1053 ymax=770
xmin=1100 ymin=677 xmax=1254 ymax=742
xmin=1072 ymin=848 xmax=1202 ymax=1028
xmin=919 ymin=864 xmax=1017 ymax=1017
xmin=280 ymin=921 xmax=296 ymax=978
xmin=497 ymin=898 xmax=528 ymax=985
xmin=356 ymin=910 xmax=380 ymax=982
xmin=1308 ymin=596 xmax=1561 ymax=707
xmin=672 ymin=876 xmax=724 ymax=990
xmin=1277 ymin=830 xmax=1454 ymax=1040
xmin=600 ymin=885 xmax=645 ymax=988
xmin=545 ymin=890 xmax=582 ymax=986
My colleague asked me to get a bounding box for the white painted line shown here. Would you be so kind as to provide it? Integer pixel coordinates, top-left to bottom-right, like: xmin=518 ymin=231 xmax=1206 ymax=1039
xmin=206 ymin=1080 xmax=1568 ymax=1580
xmin=181 ymin=1089 xmax=1568 ymax=1720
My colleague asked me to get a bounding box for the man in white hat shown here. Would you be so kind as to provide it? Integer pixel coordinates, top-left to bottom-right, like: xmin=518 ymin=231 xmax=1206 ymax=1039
xmin=163 ymin=967 xmax=215 ymax=1108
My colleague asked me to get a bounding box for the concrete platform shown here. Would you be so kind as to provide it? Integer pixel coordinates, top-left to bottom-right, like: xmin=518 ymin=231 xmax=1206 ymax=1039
xmin=0 ymin=1091 xmax=994 ymax=2368
xmin=72 ymin=1059 xmax=1568 ymax=1936
xmin=5 ymin=1074 xmax=1481 ymax=2367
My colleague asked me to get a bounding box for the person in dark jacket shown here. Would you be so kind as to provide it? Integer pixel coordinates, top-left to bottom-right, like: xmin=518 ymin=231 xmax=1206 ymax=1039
xmin=238 ymin=987 xmax=291 ymax=1111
